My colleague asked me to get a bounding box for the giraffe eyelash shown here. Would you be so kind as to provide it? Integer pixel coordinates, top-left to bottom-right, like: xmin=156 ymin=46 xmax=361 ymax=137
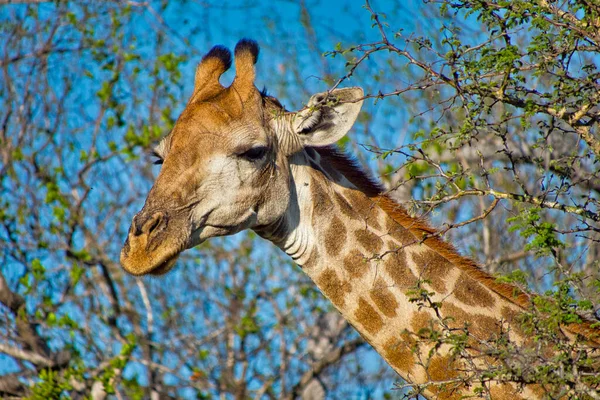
xmin=150 ymin=150 xmax=164 ymax=165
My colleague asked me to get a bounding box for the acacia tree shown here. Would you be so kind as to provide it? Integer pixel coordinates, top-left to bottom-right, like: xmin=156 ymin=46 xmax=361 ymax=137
xmin=0 ymin=1 xmax=396 ymax=399
xmin=324 ymin=0 xmax=600 ymax=397
xmin=2 ymin=0 xmax=600 ymax=399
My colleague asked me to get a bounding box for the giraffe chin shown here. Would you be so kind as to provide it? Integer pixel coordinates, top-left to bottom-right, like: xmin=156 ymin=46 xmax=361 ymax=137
xmin=148 ymin=253 xmax=180 ymax=276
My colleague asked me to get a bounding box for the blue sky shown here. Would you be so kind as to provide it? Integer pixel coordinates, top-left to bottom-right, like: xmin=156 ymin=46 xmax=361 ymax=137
xmin=0 ymin=1 xmax=450 ymax=398
xmin=1 ymin=1 xmax=594 ymax=397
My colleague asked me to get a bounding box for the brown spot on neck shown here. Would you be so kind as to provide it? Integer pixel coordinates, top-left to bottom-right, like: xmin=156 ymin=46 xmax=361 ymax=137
xmin=309 ymin=177 xmax=334 ymax=221
xmin=490 ymin=383 xmax=526 ymax=400
xmin=344 ymin=188 xmax=376 ymax=214
xmin=369 ymin=279 xmax=399 ymax=318
xmin=355 ymin=229 xmax=383 ymax=254
xmin=334 ymin=192 xmax=360 ymax=221
xmin=441 ymin=302 xmax=501 ymax=341
xmin=427 ymin=355 xmax=464 ymax=400
xmin=354 ymin=297 xmax=384 ymax=335
xmin=412 ymin=250 xmax=453 ymax=294
xmin=343 ymin=249 xmax=368 ymax=278
xmin=362 ymin=203 xmax=382 ymax=231
xmin=453 ymin=272 xmax=496 ymax=308
xmin=385 ymin=217 xmax=415 ymax=245
xmin=316 ymin=269 xmax=351 ymax=308
xmin=324 ymin=216 xmax=346 ymax=257
xmin=382 ymin=334 xmax=416 ymax=375
xmin=383 ymin=247 xmax=418 ymax=289
xmin=501 ymin=306 xmax=528 ymax=337
xmin=411 ymin=310 xmax=433 ymax=336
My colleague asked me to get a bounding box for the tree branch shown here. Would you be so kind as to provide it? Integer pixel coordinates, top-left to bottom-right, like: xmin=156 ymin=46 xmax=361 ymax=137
xmin=284 ymin=338 xmax=365 ymax=400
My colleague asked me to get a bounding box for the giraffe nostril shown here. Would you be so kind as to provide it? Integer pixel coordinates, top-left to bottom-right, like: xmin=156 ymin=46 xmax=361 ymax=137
xmin=133 ymin=211 xmax=167 ymax=237
xmin=147 ymin=214 xmax=162 ymax=233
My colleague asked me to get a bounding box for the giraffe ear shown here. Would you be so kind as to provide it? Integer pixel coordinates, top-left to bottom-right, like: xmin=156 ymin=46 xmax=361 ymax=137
xmin=293 ymin=87 xmax=364 ymax=147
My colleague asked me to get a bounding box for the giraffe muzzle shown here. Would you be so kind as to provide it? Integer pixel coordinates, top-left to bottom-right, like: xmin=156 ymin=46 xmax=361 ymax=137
xmin=120 ymin=209 xmax=185 ymax=276
xmin=133 ymin=210 xmax=168 ymax=239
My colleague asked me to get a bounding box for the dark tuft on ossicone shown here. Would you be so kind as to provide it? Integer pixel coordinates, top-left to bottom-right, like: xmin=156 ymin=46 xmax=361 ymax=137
xmin=202 ymin=45 xmax=232 ymax=70
xmin=235 ymin=38 xmax=259 ymax=64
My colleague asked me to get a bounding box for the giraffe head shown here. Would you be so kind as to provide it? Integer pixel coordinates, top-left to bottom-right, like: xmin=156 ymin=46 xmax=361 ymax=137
xmin=120 ymin=39 xmax=364 ymax=275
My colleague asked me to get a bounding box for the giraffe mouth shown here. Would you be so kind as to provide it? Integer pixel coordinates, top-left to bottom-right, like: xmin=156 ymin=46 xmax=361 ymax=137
xmin=147 ymin=253 xmax=180 ymax=276
xmin=120 ymin=239 xmax=182 ymax=276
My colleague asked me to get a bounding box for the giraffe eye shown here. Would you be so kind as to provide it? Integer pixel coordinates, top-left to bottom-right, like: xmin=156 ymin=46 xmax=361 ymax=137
xmin=150 ymin=150 xmax=164 ymax=165
xmin=239 ymin=146 xmax=268 ymax=161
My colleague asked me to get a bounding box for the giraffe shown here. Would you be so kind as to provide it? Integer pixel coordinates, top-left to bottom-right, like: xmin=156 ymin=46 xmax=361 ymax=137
xmin=120 ymin=39 xmax=599 ymax=399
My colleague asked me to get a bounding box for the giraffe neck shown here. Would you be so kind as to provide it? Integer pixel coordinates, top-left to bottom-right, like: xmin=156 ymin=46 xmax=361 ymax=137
xmin=257 ymin=147 xmax=540 ymax=399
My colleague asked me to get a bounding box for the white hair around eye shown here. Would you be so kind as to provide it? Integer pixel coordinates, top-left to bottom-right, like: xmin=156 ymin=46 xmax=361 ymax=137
xmin=154 ymin=139 xmax=167 ymax=159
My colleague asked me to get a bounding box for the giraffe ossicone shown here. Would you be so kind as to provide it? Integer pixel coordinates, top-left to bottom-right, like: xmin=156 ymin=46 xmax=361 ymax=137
xmin=121 ymin=39 xmax=598 ymax=399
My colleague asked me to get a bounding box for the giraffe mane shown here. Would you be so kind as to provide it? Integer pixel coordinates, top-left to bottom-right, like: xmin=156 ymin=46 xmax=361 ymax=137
xmin=316 ymin=146 xmax=600 ymax=345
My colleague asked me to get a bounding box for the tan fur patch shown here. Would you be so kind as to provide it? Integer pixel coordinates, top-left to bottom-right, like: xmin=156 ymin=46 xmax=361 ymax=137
xmin=411 ymin=310 xmax=432 ymax=336
xmin=441 ymin=302 xmax=500 ymax=341
xmin=355 ymin=229 xmax=383 ymax=254
xmin=382 ymin=334 xmax=415 ymax=374
xmin=412 ymin=250 xmax=453 ymax=294
xmin=354 ymin=297 xmax=384 ymax=335
xmin=490 ymin=383 xmax=525 ymax=400
xmin=428 ymin=354 xmax=459 ymax=381
xmin=383 ymin=248 xmax=418 ymax=289
xmin=453 ymin=272 xmax=497 ymax=308
xmin=316 ymin=269 xmax=351 ymax=309
xmin=386 ymin=218 xmax=415 ymax=245
xmin=427 ymin=355 xmax=464 ymax=400
xmin=310 ymin=178 xmax=334 ymax=220
xmin=370 ymin=279 xmax=399 ymax=318
xmin=343 ymin=249 xmax=368 ymax=278
xmin=334 ymin=192 xmax=359 ymax=221
xmin=363 ymin=204 xmax=382 ymax=231
xmin=344 ymin=189 xmax=372 ymax=214
xmin=324 ymin=216 xmax=346 ymax=257
xmin=529 ymin=384 xmax=548 ymax=398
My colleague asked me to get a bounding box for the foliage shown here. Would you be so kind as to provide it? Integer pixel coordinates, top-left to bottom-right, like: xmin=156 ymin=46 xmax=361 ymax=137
xmin=325 ymin=0 xmax=600 ymax=397
xmin=0 ymin=1 xmax=394 ymax=399
xmin=1 ymin=0 xmax=600 ymax=399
